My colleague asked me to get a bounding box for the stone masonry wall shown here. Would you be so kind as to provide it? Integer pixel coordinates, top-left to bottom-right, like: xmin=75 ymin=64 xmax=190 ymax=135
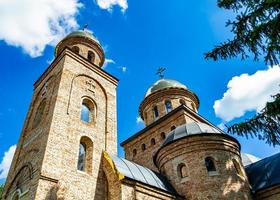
xmin=156 ymin=135 xmax=252 ymax=200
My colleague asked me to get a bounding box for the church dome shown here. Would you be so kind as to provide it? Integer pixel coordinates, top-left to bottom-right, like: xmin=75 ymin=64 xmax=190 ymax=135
xmin=145 ymin=79 xmax=187 ymax=97
xmin=65 ymin=30 xmax=100 ymax=44
xmin=162 ymin=122 xmax=223 ymax=147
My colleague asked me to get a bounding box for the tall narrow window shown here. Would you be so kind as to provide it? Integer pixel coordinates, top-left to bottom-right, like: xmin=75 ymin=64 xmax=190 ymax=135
xmin=153 ymin=106 xmax=159 ymax=119
xmin=77 ymin=143 xmax=86 ymax=171
xmin=133 ymin=149 xmax=137 ymax=157
xmin=205 ymin=157 xmax=216 ymax=172
xmin=77 ymin=136 xmax=93 ymax=173
xmin=151 ymin=138 xmax=156 ymax=145
xmin=141 ymin=144 xmax=146 ymax=151
xmin=161 ymin=132 xmax=166 ymax=140
xmin=165 ymin=100 xmax=172 ymax=113
xmin=87 ymin=51 xmax=95 ymax=63
xmin=72 ymin=46 xmax=80 ymax=54
xmin=178 ymin=163 xmax=188 ymax=178
xmin=33 ymin=99 xmax=46 ymax=128
xmin=80 ymin=99 xmax=95 ymax=123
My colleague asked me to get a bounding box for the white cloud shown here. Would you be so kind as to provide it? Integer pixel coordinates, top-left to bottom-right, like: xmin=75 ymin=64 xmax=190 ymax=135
xmin=120 ymin=66 xmax=127 ymax=72
xmin=0 ymin=0 xmax=81 ymax=57
xmin=136 ymin=116 xmax=143 ymax=124
xmin=214 ymin=65 xmax=280 ymax=122
xmin=103 ymin=58 xmax=115 ymax=68
xmin=0 ymin=145 xmax=16 ymax=179
xmin=96 ymin=0 xmax=128 ymax=12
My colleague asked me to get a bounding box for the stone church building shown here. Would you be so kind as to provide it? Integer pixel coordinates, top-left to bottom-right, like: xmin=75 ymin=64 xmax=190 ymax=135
xmin=2 ymin=29 xmax=280 ymax=200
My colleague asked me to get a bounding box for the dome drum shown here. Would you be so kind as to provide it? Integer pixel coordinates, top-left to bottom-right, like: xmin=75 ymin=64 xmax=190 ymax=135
xmin=154 ymin=122 xmax=250 ymax=199
xmin=55 ymin=30 xmax=105 ymax=67
xmin=139 ymin=80 xmax=199 ymax=126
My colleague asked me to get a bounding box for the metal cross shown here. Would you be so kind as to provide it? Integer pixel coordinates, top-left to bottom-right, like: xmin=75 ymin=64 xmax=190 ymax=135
xmin=156 ymin=67 xmax=166 ymax=79
xmin=83 ymin=24 xmax=88 ymax=30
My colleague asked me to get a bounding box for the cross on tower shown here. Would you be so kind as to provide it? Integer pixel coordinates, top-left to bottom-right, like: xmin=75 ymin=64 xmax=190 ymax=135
xmin=156 ymin=67 xmax=166 ymax=79
xmin=83 ymin=24 xmax=88 ymax=30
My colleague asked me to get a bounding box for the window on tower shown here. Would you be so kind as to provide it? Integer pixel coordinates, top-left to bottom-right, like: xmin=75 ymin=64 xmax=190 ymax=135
xmin=151 ymin=138 xmax=156 ymax=145
xmin=205 ymin=157 xmax=217 ymax=175
xmin=154 ymin=106 xmax=159 ymax=118
xmin=72 ymin=46 xmax=80 ymax=54
xmin=80 ymin=99 xmax=95 ymax=123
xmin=33 ymin=99 xmax=46 ymax=128
xmin=77 ymin=136 xmax=93 ymax=173
xmin=165 ymin=100 xmax=172 ymax=113
xmin=178 ymin=163 xmax=188 ymax=178
xmin=87 ymin=51 xmax=95 ymax=63
xmin=153 ymin=106 xmax=159 ymax=119
xmin=161 ymin=132 xmax=166 ymax=140
xmin=77 ymin=143 xmax=86 ymax=171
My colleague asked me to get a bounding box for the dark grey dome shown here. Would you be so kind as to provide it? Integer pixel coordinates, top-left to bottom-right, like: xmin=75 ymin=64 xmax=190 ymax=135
xmin=162 ymin=122 xmax=223 ymax=147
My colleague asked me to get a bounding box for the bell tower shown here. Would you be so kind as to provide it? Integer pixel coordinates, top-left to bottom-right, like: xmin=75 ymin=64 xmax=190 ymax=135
xmin=3 ymin=29 xmax=118 ymax=200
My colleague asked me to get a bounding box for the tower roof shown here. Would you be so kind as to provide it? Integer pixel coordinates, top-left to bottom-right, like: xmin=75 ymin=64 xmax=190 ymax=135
xmin=145 ymin=79 xmax=187 ymax=97
xmin=161 ymin=122 xmax=223 ymax=147
xmin=65 ymin=29 xmax=100 ymax=44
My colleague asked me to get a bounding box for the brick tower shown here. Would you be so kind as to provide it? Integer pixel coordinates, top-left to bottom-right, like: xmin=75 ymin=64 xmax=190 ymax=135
xmin=2 ymin=29 xmax=118 ymax=200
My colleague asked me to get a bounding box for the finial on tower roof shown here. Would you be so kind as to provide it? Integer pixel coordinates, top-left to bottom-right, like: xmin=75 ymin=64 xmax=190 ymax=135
xmin=156 ymin=67 xmax=166 ymax=79
xmin=83 ymin=24 xmax=89 ymax=31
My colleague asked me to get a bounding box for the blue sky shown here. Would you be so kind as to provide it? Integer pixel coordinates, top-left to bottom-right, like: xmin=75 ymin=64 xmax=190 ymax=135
xmin=0 ymin=0 xmax=279 ymax=182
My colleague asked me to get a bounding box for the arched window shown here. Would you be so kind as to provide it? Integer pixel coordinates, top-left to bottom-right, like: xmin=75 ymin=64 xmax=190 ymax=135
xmin=80 ymin=99 xmax=95 ymax=123
xmin=233 ymin=159 xmax=244 ymax=177
xmin=179 ymin=99 xmax=186 ymax=105
xmin=141 ymin=144 xmax=146 ymax=151
xmin=178 ymin=163 xmax=188 ymax=178
xmin=153 ymin=106 xmax=159 ymax=119
xmin=87 ymin=51 xmax=95 ymax=63
xmin=77 ymin=136 xmax=93 ymax=173
xmin=151 ymin=138 xmax=156 ymax=145
xmin=205 ymin=157 xmax=216 ymax=172
xmin=133 ymin=149 xmax=137 ymax=157
xmin=165 ymin=100 xmax=172 ymax=113
xmin=33 ymin=99 xmax=46 ymax=128
xmin=171 ymin=126 xmax=176 ymax=131
xmin=77 ymin=143 xmax=86 ymax=171
xmin=72 ymin=46 xmax=80 ymax=54
xmin=161 ymin=132 xmax=166 ymax=140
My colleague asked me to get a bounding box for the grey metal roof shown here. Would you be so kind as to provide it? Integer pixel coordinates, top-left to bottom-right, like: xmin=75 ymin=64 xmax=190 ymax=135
xmin=241 ymin=153 xmax=261 ymax=166
xmin=245 ymin=152 xmax=280 ymax=193
xmin=110 ymin=154 xmax=177 ymax=195
xmin=65 ymin=30 xmax=100 ymax=44
xmin=145 ymin=79 xmax=187 ymax=97
xmin=162 ymin=122 xmax=223 ymax=147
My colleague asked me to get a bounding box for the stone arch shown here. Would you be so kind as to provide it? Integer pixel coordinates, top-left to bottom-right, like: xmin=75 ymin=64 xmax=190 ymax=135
xmin=4 ymin=162 xmax=33 ymax=199
xmin=68 ymin=74 xmax=109 ymax=149
xmin=32 ymin=98 xmax=47 ymax=128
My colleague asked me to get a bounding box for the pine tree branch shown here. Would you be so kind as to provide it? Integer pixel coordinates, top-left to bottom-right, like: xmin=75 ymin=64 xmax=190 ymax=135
xmin=227 ymin=93 xmax=280 ymax=146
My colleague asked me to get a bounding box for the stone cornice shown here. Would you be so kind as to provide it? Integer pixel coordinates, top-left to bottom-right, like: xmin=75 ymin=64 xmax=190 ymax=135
xmin=121 ymin=105 xmax=224 ymax=147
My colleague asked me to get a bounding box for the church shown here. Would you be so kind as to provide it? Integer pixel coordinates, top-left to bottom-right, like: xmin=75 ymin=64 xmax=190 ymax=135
xmin=2 ymin=29 xmax=280 ymax=200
